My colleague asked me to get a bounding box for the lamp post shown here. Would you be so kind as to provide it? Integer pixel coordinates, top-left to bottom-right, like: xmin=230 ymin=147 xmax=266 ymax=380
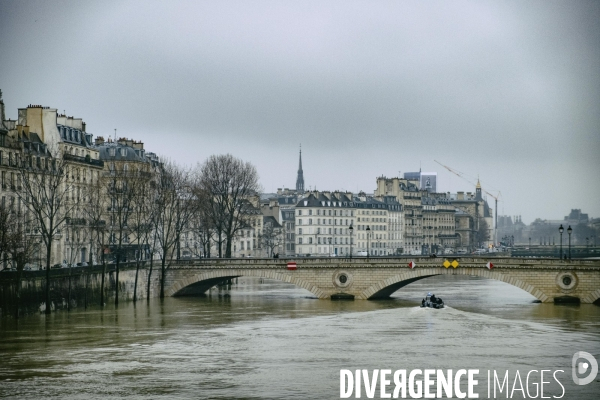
xmin=558 ymin=224 xmax=564 ymax=259
xmin=567 ymin=225 xmax=572 ymax=260
xmin=586 ymin=237 xmax=589 ymax=248
xmin=349 ymin=225 xmax=353 ymax=258
xmin=366 ymin=226 xmax=371 ymax=257
xmin=529 ymin=237 xmax=531 ymax=248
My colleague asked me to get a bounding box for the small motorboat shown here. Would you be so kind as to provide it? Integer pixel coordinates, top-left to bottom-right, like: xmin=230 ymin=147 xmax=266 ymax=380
xmin=420 ymin=292 xmax=444 ymax=309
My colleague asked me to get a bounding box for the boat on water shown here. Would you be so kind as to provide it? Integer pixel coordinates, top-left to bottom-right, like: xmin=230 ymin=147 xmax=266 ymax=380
xmin=421 ymin=292 xmax=444 ymax=309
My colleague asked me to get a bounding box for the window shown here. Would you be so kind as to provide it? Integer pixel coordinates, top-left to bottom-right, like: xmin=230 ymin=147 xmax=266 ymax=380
xmin=120 ymin=148 xmax=127 ymax=156
xmin=298 ymin=228 xmax=303 ymax=235
xmin=298 ymin=210 xmax=302 ymax=215
xmin=298 ymin=238 xmax=303 ymax=244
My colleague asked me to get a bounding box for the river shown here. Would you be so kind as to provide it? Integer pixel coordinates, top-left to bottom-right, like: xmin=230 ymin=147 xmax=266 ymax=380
xmin=1 ymin=275 xmax=599 ymax=399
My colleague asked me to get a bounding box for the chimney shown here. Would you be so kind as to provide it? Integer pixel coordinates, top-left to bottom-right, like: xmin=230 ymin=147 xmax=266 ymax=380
xmin=457 ymin=191 xmax=464 ymax=200
xmin=95 ymin=136 xmax=105 ymax=146
xmin=132 ymin=141 xmax=144 ymax=150
xmin=118 ymin=137 xmax=127 ymax=146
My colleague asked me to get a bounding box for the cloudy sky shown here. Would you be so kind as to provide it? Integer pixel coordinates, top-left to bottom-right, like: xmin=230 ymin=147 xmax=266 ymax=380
xmin=1 ymin=0 xmax=599 ymax=224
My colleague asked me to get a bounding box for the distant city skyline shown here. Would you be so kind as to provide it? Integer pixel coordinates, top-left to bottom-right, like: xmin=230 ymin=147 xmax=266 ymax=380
xmin=1 ymin=0 xmax=598 ymax=224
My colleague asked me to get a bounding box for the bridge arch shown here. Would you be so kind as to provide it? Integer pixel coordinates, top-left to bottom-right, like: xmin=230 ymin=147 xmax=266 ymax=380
xmin=360 ymin=268 xmax=551 ymax=302
xmin=165 ymin=269 xmax=324 ymax=298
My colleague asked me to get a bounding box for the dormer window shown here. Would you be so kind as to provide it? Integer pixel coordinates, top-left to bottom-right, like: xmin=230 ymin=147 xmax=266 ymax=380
xmin=109 ymin=148 xmax=116 ymax=157
xmin=120 ymin=148 xmax=127 ymax=157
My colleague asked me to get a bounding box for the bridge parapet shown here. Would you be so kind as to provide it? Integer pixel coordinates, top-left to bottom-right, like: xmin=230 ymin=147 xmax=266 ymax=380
xmin=170 ymin=257 xmax=600 ymax=270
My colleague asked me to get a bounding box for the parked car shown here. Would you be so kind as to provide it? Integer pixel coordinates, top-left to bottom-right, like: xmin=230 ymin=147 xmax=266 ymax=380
xmin=76 ymin=262 xmax=89 ymax=267
xmin=51 ymin=263 xmax=63 ymax=269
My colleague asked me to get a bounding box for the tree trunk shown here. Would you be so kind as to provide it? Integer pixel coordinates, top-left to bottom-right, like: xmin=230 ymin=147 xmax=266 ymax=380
xmin=146 ymin=254 xmax=154 ymax=301
xmin=45 ymin=240 xmax=52 ymax=314
xmin=160 ymin=257 xmax=166 ymax=299
xmin=100 ymin=260 xmax=106 ymax=307
xmin=15 ymin=260 xmax=23 ymax=319
xmin=115 ymin=252 xmax=120 ymax=306
xmin=225 ymin=233 xmax=233 ymax=258
xmin=67 ymin=267 xmax=72 ymax=311
xmin=84 ymin=268 xmax=88 ymax=309
xmin=218 ymin=233 xmax=223 ymax=258
xmin=133 ymin=263 xmax=140 ymax=302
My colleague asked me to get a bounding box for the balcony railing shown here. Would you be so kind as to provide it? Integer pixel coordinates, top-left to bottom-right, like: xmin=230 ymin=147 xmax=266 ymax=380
xmin=63 ymin=153 xmax=104 ymax=167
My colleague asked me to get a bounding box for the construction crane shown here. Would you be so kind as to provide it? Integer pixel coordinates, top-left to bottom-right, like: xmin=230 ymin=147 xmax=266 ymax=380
xmin=434 ymin=160 xmax=502 ymax=242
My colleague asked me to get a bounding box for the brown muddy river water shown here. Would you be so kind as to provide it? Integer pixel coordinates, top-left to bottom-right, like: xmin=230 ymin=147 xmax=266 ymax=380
xmin=1 ymin=275 xmax=599 ymax=399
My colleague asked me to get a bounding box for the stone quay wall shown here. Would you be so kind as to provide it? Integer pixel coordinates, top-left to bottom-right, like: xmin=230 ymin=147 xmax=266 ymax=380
xmin=0 ymin=262 xmax=162 ymax=318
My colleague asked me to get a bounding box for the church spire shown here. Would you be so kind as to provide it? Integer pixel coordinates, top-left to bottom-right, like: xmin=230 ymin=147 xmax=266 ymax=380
xmin=296 ymin=144 xmax=304 ymax=193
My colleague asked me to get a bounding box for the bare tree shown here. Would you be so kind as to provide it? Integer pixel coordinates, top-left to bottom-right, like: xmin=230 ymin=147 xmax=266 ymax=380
xmin=83 ymin=174 xmax=111 ymax=306
xmin=128 ymin=168 xmax=155 ymax=302
xmin=104 ymin=160 xmax=145 ymax=306
xmin=0 ymin=200 xmax=11 ymax=269
xmin=198 ymin=154 xmax=261 ymax=258
xmin=63 ymin=212 xmax=90 ymax=310
xmin=1 ymin=198 xmax=38 ymax=318
xmin=259 ymin=219 xmax=283 ymax=257
xmin=153 ymin=160 xmax=197 ymax=298
xmin=476 ymin=219 xmax=490 ymax=248
xmin=16 ymin=146 xmax=75 ymax=314
xmin=188 ymin=186 xmax=215 ymax=258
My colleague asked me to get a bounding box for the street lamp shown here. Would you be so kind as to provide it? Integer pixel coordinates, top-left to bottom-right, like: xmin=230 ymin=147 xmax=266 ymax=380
xmin=567 ymin=225 xmax=572 ymax=260
xmin=558 ymin=224 xmax=564 ymax=259
xmin=366 ymin=226 xmax=371 ymax=257
xmin=349 ymin=225 xmax=353 ymax=258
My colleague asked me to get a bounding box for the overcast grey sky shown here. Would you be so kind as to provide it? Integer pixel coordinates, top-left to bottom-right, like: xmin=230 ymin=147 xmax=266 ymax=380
xmin=1 ymin=0 xmax=599 ymax=224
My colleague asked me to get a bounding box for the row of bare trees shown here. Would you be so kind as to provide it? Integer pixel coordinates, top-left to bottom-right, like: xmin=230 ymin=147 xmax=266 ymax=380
xmin=5 ymin=149 xmax=261 ymax=315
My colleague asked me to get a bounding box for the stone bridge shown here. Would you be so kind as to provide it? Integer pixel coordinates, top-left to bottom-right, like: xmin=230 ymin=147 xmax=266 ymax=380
xmin=164 ymin=257 xmax=600 ymax=304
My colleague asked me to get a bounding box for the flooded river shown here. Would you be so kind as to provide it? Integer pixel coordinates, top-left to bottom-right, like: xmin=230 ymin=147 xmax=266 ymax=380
xmin=1 ymin=275 xmax=599 ymax=399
